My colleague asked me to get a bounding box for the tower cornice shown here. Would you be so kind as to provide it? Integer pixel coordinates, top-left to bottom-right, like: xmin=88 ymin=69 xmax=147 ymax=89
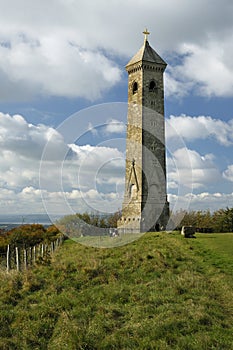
xmin=126 ymin=61 xmax=166 ymax=74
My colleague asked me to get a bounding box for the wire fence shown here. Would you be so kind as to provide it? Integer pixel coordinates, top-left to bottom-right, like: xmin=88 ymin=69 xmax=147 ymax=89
xmin=0 ymin=235 xmax=64 ymax=272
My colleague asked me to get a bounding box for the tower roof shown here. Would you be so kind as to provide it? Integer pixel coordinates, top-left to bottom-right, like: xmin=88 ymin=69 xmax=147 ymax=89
xmin=126 ymin=39 xmax=167 ymax=68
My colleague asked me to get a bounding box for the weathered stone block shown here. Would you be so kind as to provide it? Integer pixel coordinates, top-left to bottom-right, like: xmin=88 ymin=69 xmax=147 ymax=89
xmin=181 ymin=226 xmax=196 ymax=238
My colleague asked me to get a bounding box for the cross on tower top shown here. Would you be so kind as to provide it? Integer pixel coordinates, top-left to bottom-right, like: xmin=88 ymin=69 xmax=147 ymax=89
xmin=143 ymin=28 xmax=150 ymax=41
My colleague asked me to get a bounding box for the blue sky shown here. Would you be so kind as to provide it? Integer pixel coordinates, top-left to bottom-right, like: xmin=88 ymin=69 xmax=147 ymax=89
xmin=0 ymin=0 xmax=232 ymax=218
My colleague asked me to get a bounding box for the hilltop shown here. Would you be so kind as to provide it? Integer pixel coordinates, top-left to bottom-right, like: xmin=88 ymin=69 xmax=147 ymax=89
xmin=0 ymin=231 xmax=233 ymax=349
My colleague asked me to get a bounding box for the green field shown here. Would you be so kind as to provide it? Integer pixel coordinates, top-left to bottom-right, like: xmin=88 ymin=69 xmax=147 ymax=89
xmin=74 ymin=232 xmax=144 ymax=248
xmin=0 ymin=232 xmax=233 ymax=349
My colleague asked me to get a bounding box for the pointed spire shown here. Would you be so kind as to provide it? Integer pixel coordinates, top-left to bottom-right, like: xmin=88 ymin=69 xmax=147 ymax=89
xmin=126 ymin=30 xmax=167 ymax=68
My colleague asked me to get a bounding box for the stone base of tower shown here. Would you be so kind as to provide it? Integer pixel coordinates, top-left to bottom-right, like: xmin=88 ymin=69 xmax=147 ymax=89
xmin=117 ymin=200 xmax=142 ymax=233
xmin=146 ymin=200 xmax=170 ymax=232
xmin=117 ymin=200 xmax=169 ymax=233
xmin=117 ymin=218 xmax=142 ymax=234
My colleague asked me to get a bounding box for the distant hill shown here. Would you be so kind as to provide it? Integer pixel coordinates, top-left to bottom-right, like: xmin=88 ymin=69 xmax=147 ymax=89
xmin=0 ymin=214 xmax=62 ymax=230
xmin=0 ymin=231 xmax=232 ymax=349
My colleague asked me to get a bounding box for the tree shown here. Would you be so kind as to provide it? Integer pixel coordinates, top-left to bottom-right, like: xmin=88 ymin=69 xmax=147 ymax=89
xmin=224 ymin=207 xmax=233 ymax=232
xmin=107 ymin=211 xmax=121 ymax=228
xmin=9 ymin=224 xmax=46 ymax=248
xmin=44 ymin=225 xmax=61 ymax=242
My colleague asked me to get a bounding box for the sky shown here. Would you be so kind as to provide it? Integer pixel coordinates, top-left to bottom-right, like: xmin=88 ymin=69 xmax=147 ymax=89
xmin=0 ymin=0 xmax=233 ymax=220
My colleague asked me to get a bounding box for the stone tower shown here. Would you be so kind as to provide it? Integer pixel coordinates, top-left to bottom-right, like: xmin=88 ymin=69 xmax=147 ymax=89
xmin=118 ymin=30 xmax=169 ymax=233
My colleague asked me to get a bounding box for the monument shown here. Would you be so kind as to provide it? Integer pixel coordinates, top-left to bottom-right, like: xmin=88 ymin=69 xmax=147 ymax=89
xmin=117 ymin=29 xmax=169 ymax=233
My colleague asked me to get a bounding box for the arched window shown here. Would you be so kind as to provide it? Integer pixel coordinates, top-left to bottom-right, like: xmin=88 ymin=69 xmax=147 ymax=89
xmin=132 ymin=81 xmax=138 ymax=94
xmin=149 ymin=80 xmax=157 ymax=92
xmin=129 ymin=183 xmax=137 ymax=199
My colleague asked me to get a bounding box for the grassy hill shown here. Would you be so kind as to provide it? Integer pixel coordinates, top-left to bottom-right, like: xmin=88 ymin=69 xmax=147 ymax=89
xmin=0 ymin=231 xmax=233 ymax=349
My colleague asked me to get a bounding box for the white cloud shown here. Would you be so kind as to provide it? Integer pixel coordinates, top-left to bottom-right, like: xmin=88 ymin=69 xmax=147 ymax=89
xmin=167 ymin=147 xmax=221 ymax=189
xmin=164 ymin=70 xmax=192 ymax=99
xmin=0 ymin=0 xmax=233 ymax=100
xmin=84 ymin=119 xmax=126 ymax=137
xmin=166 ymin=115 xmax=233 ymax=146
xmin=223 ymin=165 xmax=233 ymax=182
xmin=0 ymin=111 xmax=232 ymax=215
xmin=168 ymin=192 xmax=233 ymax=212
xmin=0 ymin=35 xmax=121 ymax=101
xmin=104 ymin=119 xmax=126 ymax=134
xmin=68 ymin=143 xmax=124 ymax=172
xmin=0 ymin=112 xmax=66 ymax=160
xmin=63 ymin=143 xmax=125 ymax=206
xmin=166 ymin=37 xmax=233 ymax=98
xmin=0 ymin=113 xmax=68 ymax=192
xmin=87 ymin=122 xmax=98 ymax=136
xmin=0 ymin=113 xmax=125 ymax=214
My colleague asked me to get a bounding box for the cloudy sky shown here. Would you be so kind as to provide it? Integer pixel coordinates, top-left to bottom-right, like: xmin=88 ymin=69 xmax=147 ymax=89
xmin=0 ymin=0 xmax=233 ymax=218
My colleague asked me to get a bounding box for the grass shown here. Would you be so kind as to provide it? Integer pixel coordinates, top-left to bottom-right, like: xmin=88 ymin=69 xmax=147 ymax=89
xmin=0 ymin=231 xmax=233 ymax=349
xmin=195 ymin=232 xmax=233 ymax=261
xmin=74 ymin=232 xmax=143 ymax=247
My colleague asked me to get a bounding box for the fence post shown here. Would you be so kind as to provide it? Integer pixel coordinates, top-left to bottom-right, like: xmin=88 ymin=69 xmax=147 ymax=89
xmin=24 ymin=248 xmax=27 ymax=270
xmin=29 ymin=247 xmax=32 ymax=266
xmin=41 ymin=244 xmax=44 ymax=257
xmin=3 ymin=236 xmax=64 ymax=273
xmin=33 ymin=245 xmax=36 ymax=264
xmin=6 ymin=244 xmax=11 ymax=272
xmin=15 ymin=247 xmax=20 ymax=272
